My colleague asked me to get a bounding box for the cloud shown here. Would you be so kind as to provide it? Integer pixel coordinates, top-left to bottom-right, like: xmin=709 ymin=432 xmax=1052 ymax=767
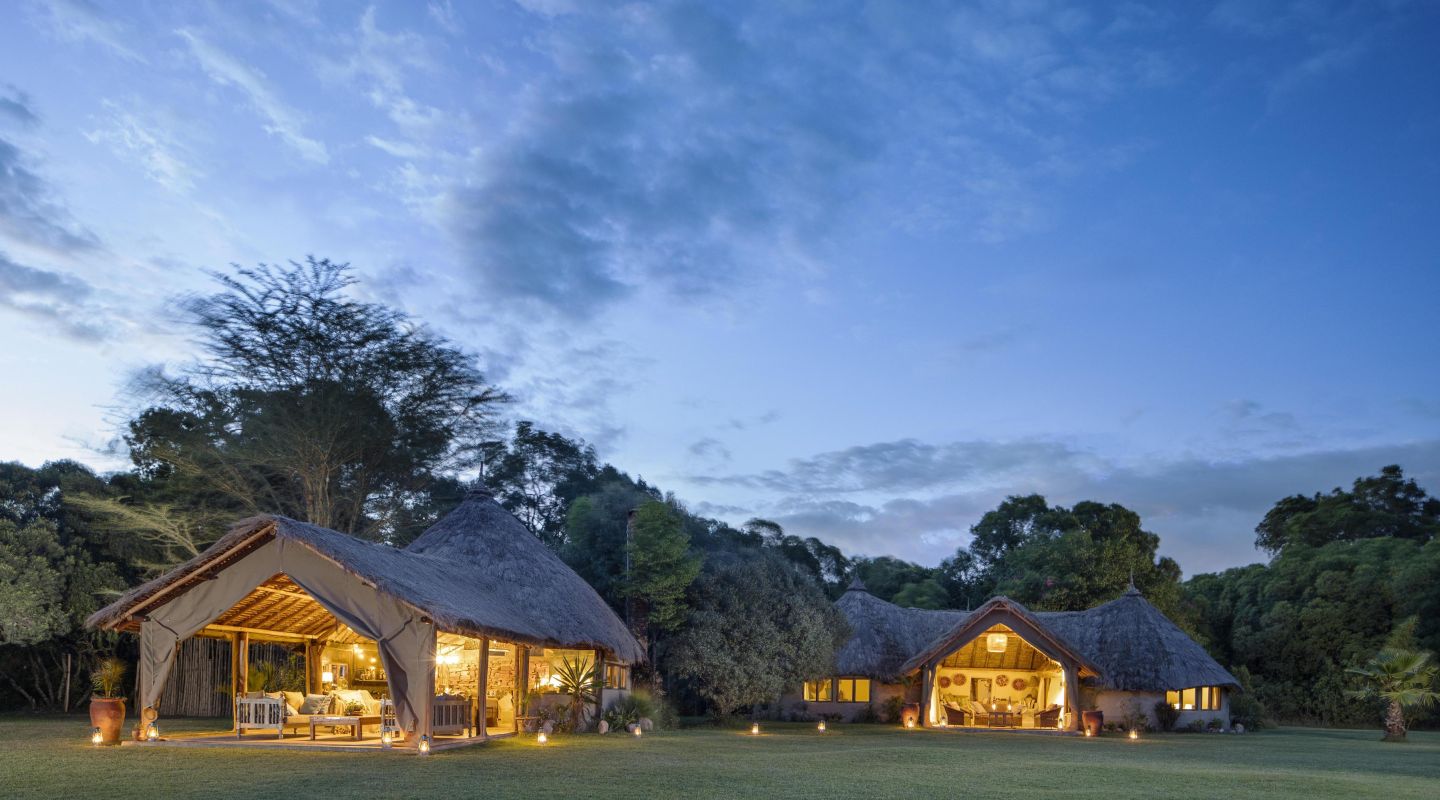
xmin=0 ymin=251 xmax=111 ymax=341
xmin=84 ymin=103 xmax=201 ymax=193
xmin=427 ymin=0 xmax=461 ymax=34
xmin=690 ymin=438 xmax=1097 ymax=494
xmin=688 ymin=437 xmax=732 ymax=462
xmin=177 ymin=29 xmax=329 ymax=164
xmin=365 ymin=135 xmax=426 ymax=160
xmin=443 ymin=1 xmax=1174 ymax=317
xmin=0 ymin=136 xmax=102 ymax=255
xmin=0 ymin=85 xmax=40 ymax=128
xmin=729 ymin=437 xmax=1440 ymax=574
xmin=30 ymin=0 xmax=146 ymax=63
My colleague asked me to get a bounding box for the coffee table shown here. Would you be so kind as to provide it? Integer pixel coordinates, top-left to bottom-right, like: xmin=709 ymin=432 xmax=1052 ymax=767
xmin=988 ymin=711 xmax=1017 ymax=728
xmin=309 ymin=714 xmax=381 ymax=740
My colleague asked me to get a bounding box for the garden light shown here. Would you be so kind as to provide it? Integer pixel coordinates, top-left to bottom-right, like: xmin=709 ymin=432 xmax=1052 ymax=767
xmin=91 ymin=727 xmax=102 ymax=746
xmin=145 ymin=722 xmax=158 ymax=742
xmin=418 ymin=734 xmax=431 ymax=755
xmin=537 ymin=732 xmax=548 ymax=744
xmin=751 ymin=723 xmax=761 ymax=735
xmin=817 ymin=720 xmax=826 ymax=733
xmin=1129 ymin=729 xmax=1139 ymax=741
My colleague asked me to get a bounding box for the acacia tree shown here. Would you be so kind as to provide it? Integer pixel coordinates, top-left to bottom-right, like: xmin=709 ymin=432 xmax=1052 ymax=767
xmin=627 ymin=501 xmax=701 ymax=643
xmin=125 ymin=258 xmax=508 ymax=542
xmin=1346 ymin=648 xmax=1440 ymax=741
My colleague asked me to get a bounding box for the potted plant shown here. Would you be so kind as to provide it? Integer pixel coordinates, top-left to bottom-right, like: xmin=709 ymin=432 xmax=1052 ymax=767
xmin=343 ymin=699 xmax=366 ymax=716
xmin=89 ymin=658 xmax=127 ymax=745
xmin=1079 ymin=685 xmax=1103 ymax=735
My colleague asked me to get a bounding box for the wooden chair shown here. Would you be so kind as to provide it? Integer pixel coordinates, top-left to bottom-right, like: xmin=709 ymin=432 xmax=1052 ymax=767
xmin=1035 ymin=704 xmax=1061 ymax=729
xmin=967 ymin=700 xmax=991 ymax=726
xmin=432 ymin=695 xmax=470 ymax=736
xmin=943 ymin=703 xmax=967 ymax=725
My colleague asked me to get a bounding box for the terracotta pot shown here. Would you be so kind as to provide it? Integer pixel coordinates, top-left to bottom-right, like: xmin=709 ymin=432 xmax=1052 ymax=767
xmin=89 ymin=697 xmax=126 ymax=745
xmin=900 ymin=703 xmax=921 ymax=728
xmin=1081 ymin=710 xmax=1104 ymax=736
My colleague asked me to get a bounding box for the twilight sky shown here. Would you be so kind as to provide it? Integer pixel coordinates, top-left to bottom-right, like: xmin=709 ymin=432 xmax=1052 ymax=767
xmin=2 ymin=0 xmax=1438 ymax=575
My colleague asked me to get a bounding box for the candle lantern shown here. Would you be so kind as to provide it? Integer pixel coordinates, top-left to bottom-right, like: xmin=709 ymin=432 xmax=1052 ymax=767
xmin=91 ymin=727 xmax=103 ymax=747
xmin=750 ymin=723 xmax=761 ymax=736
xmin=418 ymin=734 xmax=431 ymax=755
xmin=817 ymin=720 xmax=826 ymax=733
xmin=144 ymin=722 xmax=159 ymax=742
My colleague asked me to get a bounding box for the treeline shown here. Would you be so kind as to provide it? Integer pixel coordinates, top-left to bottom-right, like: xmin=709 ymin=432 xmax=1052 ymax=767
xmin=1 ymin=259 xmax=1436 ymax=727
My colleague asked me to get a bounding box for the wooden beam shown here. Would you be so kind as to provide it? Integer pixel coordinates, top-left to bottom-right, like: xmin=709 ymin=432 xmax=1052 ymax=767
xmin=252 ymin=584 xmax=315 ymax=602
xmin=203 ymin=623 xmax=317 ymax=641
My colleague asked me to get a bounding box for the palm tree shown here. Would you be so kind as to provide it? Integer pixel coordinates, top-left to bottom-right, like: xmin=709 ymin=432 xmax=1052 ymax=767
xmin=1346 ymin=648 xmax=1440 ymax=742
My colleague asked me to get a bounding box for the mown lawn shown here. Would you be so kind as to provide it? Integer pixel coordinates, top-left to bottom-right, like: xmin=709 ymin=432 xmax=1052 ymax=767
xmin=4 ymin=716 xmax=1437 ymax=799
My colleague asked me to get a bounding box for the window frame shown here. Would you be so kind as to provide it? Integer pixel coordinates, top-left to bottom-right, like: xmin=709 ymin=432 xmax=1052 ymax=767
xmin=803 ymin=678 xmax=833 ymax=702
xmin=835 ymin=677 xmax=871 ymax=704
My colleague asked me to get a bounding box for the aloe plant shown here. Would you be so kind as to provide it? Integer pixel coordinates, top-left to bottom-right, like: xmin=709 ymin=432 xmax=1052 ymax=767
xmin=553 ymin=656 xmax=598 ymax=731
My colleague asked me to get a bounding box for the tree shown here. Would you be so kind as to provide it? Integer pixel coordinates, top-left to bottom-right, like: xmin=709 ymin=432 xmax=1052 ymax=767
xmin=627 ymin=501 xmax=701 ymax=636
xmin=125 ymin=258 xmax=508 ymax=542
xmin=1346 ymin=648 xmax=1440 ymax=741
xmin=667 ymin=552 xmax=848 ymax=716
xmin=564 ymin=480 xmax=657 ymax=610
xmin=1255 ymin=465 xmax=1440 ymax=555
xmin=487 ymin=421 xmax=601 ymax=549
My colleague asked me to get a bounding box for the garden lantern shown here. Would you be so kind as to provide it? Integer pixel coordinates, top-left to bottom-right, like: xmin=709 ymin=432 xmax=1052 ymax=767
xmin=817 ymin=720 xmax=826 ymax=733
xmin=381 ymin=731 xmax=393 ymax=748
xmin=91 ymin=727 xmax=102 ymax=746
xmin=633 ymin=726 xmax=642 ymax=738
xmin=537 ymin=732 xmax=548 ymax=745
xmin=418 ymin=734 xmax=431 ymax=755
xmin=145 ymin=722 xmax=158 ymax=742
xmin=1128 ymin=729 xmax=1139 ymax=741
xmin=751 ymin=723 xmax=761 ymax=735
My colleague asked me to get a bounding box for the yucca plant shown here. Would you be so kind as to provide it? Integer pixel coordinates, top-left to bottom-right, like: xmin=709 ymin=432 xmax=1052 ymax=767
xmin=91 ymin=658 xmax=127 ymax=699
xmin=553 ymin=656 xmax=598 ymax=731
xmin=1346 ymin=648 xmax=1440 ymax=742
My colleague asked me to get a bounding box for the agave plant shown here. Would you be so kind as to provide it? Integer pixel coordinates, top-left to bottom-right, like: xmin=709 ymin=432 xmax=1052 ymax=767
xmin=1346 ymin=648 xmax=1440 ymax=742
xmin=553 ymin=656 xmax=598 ymax=731
xmin=91 ymin=658 xmax=127 ymax=699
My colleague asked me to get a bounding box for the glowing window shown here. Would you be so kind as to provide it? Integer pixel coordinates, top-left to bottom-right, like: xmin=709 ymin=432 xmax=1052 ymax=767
xmin=804 ymin=679 xmax=833 ymax=702
xmin=836 ymin=678 xmax=871 ymax=703
xmin=986 ymin=633 xmax=1008 ymax=653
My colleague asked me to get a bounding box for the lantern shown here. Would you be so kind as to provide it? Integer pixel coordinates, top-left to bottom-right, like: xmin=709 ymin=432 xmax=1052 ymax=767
xmin=1128 ymin=729 xmax=1139 ymax=741
xmin=91 ymin=727 xmax=103 ymax=747
xmin=905 ymin=718 xmax=916 ymax=729
xmin=537 ymin=732 xmax=548 ymax=745
xmin=633 ymin=726 xmax=642 ymax=738
xmin=145 ymin=722 xmax=159 ymax=742
xmin=750 ymin=723 xmax=761 ymax=736
xmin=817 ymin=720 xmax=826 ymax=733
xmin=1083 ymin=727 xmax=1093 ymax=738
xmin=418 ymin=734 xmax=431 ymax=755
xmin=381 ymin=730 xmax=393 ymax=748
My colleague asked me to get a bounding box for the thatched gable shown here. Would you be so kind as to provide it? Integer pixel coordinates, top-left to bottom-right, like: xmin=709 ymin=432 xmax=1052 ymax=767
xmin=87 ymin=488 xmax=644 ymax=664
xmin=834 ymin=585 xmax=1238 ymax=691
xmin=898 ymin=596 xmax=1102 ymax=678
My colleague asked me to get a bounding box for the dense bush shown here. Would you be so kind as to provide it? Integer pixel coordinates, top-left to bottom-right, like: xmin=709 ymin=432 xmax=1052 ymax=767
xmin=1153 ymin=700 xmax=1180 ymax=732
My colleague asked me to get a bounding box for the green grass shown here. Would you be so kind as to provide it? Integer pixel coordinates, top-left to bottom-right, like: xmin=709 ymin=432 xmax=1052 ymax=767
xmin=6 ymin=716 xmax=1438 ymax=799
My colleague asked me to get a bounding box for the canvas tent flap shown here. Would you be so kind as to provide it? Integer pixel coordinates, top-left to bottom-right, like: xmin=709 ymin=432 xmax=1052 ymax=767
xmin=138 ymin=537 xmax=435 ymax=739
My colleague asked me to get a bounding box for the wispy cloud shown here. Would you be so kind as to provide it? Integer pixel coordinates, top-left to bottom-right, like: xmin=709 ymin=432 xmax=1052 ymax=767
xmin=30 ymin=0 xmax=146 ymax=63
xmin=0 ymin=251 xmax=111 ymax=341
xmin=177 ymin=29 xmax=329 ymax=164
xmin=0 ymin=137 xmax=102 ymax=255
xmin=0 ymin=85 xmax=40 ymax=128
xmin=84 ymin=102 xmax=201 ymax=193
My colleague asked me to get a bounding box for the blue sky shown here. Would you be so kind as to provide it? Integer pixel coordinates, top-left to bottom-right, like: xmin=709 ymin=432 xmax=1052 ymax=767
xmin=1 ymin=0 xmax=1437 ymax=574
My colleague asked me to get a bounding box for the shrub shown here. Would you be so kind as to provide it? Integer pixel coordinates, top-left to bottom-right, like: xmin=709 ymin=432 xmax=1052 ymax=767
xmin=602 ymin=688 xmax=676 ymax=732
xmin=880 ymin=696 xmax=905 ymax=724
xmin=1153 ymin=700 xmax=1180 ymax=732
xmin=1206 ymin=718 xmax=1223 ymax=731
xmin=1121 ymin=700 xmax=1150 ymax=733
xmin=1228 ymin=691 xmax=1269 ymax=730
xmin=851 ymin=704 xmax=881 ymax=724
xmin=1184 ymin=719 xmax=1206 ymax=733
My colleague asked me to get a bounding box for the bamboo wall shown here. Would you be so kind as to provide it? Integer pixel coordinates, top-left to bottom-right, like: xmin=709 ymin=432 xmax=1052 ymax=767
xmin=158 ymin=638 xmax=300 ymax=717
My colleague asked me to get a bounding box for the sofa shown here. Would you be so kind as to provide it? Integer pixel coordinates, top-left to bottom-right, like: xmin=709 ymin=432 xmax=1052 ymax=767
xmin=236 ymin=689 xmax=383 ymax=738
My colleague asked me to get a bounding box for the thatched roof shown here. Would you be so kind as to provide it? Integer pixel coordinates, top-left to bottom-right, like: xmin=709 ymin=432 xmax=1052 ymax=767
xmin=833 ymin=585 xmax=1239 ymax=691
xmin=899 ymin=596 xmax=1103 ymax=679
xmin=87 ymin=488 xmax=645 ymax=664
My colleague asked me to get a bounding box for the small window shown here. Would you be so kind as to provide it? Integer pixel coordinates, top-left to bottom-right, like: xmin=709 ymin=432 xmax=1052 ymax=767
xmin=1166 ymin=690 xmax=1180 ymax=709
xmin=604 ymin=663 xmax=630 ymax=690
xmin=804 ymin=679 xmax=833 ymax=702
xmin=1199 ymin=686 xmax=1222 ymax=711
xmin=836 ymin=678 xmax=871 ymax=703
xmin=1180 ymin=688 xmax=1196 ymax=710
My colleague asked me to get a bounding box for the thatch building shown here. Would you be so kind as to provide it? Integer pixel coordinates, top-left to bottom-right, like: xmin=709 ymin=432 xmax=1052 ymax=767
xmin=787 ymin=580 xmax=1238 ymax=732
xmin=87 ymin=486 xmax=642 ymax=751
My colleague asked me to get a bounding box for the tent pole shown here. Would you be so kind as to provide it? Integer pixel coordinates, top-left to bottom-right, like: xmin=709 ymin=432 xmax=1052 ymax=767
xmin=476 ymin=638 xmax=489 ymax=739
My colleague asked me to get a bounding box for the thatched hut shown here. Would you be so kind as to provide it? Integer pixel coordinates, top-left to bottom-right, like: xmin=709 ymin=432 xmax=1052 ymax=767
xmin=87 ymin=486 xmax=642 ymax=751
xmin=787 ymin=580 xmax=1238 ymax=732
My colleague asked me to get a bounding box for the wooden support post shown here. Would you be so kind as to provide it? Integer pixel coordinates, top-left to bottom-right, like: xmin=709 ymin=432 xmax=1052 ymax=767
xmin=594 ymin=649 xmax=606 ymax=727
xmin=1063 ymin=663 xmax=1081 ymax=732
xmin=476 ymin=638 xmax=489 ymax=739
xmin=517 ymin=646 xmax=530 ymax=734
xmin=920 ymin=663 xmax=934 ymax=728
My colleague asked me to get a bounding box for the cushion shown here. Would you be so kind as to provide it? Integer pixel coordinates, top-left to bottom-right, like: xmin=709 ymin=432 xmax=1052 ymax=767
xmin=299 ymin=694 xmax=332 ymax=715
xmin=286 ymin=704 xmax=301 ymax=717
xmin=335 ymin=689 xmax=380 ymax=716
xmin=283 ymin=691 xmax=304 ymax=711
